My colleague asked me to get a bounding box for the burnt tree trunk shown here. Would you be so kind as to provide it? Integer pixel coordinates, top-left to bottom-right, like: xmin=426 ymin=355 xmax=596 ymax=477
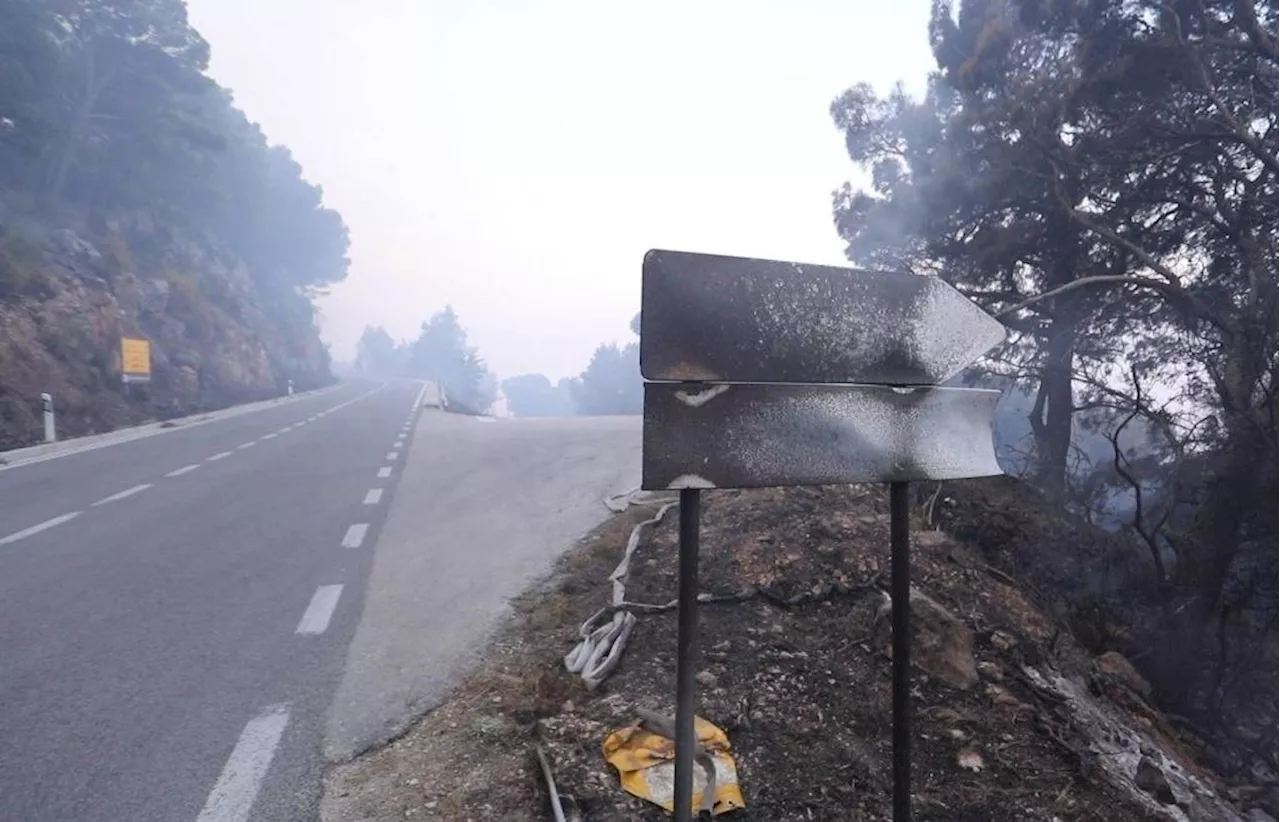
xmin=1028 ymin=222 xmax=1082 ymax=499
xmin=1030 ymin=323 xmax=1075 ymax=497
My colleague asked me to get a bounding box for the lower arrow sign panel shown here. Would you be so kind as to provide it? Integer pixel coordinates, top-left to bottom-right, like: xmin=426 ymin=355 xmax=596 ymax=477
xmin=642 ymin=383 xmax=1003 ymax=490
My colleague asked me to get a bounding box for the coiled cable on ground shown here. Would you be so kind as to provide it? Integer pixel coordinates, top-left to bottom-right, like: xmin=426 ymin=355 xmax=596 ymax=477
xmin=564 ymin=498 xmax=678 ymax=689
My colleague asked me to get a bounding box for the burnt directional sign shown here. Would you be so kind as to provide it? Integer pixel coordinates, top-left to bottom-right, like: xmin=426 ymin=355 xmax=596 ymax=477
xmin=639 ymin=249 xmax=1009 ymax=822
xmin=642 ymin=382 xmax=1002 ymax=490
xmin=640 ymin=249 xmax=1006 ymax=385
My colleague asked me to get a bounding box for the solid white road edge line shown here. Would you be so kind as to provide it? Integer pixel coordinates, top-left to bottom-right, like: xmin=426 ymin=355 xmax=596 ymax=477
xmin=207 ymin=451 xmax=232 ymax=462
xmin=91 ymin=483 xmax=153 ymax=507
xmin=0 ymin=385 xmax=342 ymax=473
xmin=341 ymin=523 xmax=369 ymax=548
xmin=295 ymin=585 xmax=344 ymax=635
xmin=0 ymin=512 xmax=81 ymax=546
xmin=377 ymin=466 xmax=392 ymax=478
xmin=362 ymin=489 xmax=383 ymax=505
xmin=166 ymin=464 xmax=201 ymax=477
xmin=194 ymin=703 xmax=290 ymax=822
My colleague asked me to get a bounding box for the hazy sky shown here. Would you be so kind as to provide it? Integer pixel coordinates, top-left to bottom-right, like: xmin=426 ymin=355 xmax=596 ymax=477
xmin=186 ymin=0 xmax=936 ymax=381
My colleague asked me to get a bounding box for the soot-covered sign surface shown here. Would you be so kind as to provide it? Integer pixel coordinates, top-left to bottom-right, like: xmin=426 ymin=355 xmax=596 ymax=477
xmin=639 ymin=249 xmax=1006 ymax=386
xmin=642 ymin=382 xmax=1002 ymax=490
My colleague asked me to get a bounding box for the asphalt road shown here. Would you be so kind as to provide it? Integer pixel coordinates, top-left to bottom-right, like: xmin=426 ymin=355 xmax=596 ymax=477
xmin=326 ymin=411 xmax=642 ymax=761
xmin=0 ymin=379 xmax=642 ymax=822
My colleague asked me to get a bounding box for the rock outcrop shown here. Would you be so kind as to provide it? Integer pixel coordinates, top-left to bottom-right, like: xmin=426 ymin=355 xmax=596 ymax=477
xmin=0 ymin=220 xmax=332 ymax=448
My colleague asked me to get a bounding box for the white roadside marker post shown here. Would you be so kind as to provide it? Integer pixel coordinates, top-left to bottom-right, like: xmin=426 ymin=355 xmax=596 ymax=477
xmin=41 ymin=392 xmax=56 ymax=443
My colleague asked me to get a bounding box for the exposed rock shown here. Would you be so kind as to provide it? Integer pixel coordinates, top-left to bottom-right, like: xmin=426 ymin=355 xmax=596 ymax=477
xmin=140 ymin=278 xmax=169 ymax=314
xmin=1135 ymin=756 xmax=1177 ymax=806
xmin=990 ymin=629 xmax=1018 ymax=651
xmin=172 ymin=349 xmax=202 ymax=369
xmin=173 ymin=365 xmax=200 ymax=397
xmin=1022 ymin=665 xmax=1247 ymax=821
xmin=1098 ymin=650 xmax=1153 ymax=698
xmin=48 ymin=228 xmax=100 ymax=260
xmin=890 ymin=587 xmax=980 ymax=689
xmin=0 ymin=220 xmax=332 ymax=449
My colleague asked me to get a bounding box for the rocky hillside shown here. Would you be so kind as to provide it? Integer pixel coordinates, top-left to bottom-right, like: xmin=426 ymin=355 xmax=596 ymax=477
xmin=0 ymin=214 xmax=332 ymax=449
xmin=322 ymin=481 xmax=1277 ymax=821
xmin=0 ymin=0 xmax=349 ymax=449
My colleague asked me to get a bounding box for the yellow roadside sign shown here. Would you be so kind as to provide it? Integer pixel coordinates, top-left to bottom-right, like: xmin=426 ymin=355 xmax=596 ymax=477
xmin=121 ymin=337 xmax=151 ymax=381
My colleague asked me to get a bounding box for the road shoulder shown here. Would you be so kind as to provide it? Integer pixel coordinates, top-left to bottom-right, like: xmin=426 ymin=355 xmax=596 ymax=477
xmin=0 ymin=383 xmax=339 ymax=469
xmin=321 ymin=502 xmax=655 ymax=822
xmin=322 ymin=413 xmax=641 ymax=765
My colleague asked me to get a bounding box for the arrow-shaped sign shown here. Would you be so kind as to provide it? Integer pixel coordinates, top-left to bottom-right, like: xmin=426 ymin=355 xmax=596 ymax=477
xmin=640 ymin=250 xmax=1007 ymax=386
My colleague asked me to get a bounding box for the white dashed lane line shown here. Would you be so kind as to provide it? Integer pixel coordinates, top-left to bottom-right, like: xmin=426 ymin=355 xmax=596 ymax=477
xmin=195 ymin=704 xmax=290 ymax=822
xmin=0 ymin=512 xmax=82 ymax=546
xmin=237 ymin=442 xmax=256 ymax=450
xmin=295 ymin=585 xmax=344 ymax=635
xmin=91 ymin=483 xmax=152 ymax=507
xmin=385 ymin=452 xmax=398 ymax=461
xmin=341 ymin=523 xmax=369 ymax=548
xmin=1 ymin=385 xmax=394 ymax=554
xmin=362 ymin=489 xmax=383 ymax=505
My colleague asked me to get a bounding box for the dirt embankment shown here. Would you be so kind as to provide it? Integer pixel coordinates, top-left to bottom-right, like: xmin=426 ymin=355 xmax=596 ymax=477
xmin=323 ymin=480 xmax=1274 ymax=822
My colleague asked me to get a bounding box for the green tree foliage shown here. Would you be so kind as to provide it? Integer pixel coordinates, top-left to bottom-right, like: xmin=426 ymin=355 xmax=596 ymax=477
xmin=0 ymin=0 xmax=350 ymax=295
xmin=831 ymin=0 xmax=1276 ymax=511
xmin=833 ymin=0 xmax=1276 ymax=763
xmin=831 ymin=11 xmax=1144 ymax=495
xmin=571 ymin=312 xmax=643 ymax=416
xmin=501 ymin=373 xmax=574 ymax=417
xmin=405 ymin=306 xmax=495 ymax=413
xmin=571 ymin=342 xmax=641 ymax=415
xmin=354 ymin=325 xmax=404 ymax=377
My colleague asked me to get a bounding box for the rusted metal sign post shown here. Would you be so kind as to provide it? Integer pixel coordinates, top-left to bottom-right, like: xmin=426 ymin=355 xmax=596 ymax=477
xmin=639 ymin=249 xmax=1006 ymax=822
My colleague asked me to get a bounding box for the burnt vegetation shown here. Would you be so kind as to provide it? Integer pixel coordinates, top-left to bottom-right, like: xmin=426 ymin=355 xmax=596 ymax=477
xmin=831 ymin=0 xmax=1277 ymax=785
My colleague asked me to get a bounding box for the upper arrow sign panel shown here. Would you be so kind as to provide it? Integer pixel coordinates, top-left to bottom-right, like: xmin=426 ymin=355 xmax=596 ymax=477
xmin=640 ymin=250 xmax=1007 ymax=385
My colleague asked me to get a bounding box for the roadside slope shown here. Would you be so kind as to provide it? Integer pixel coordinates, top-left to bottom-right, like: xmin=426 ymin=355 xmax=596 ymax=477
xmin=322 ymin=483 xmax=1264 ymax=822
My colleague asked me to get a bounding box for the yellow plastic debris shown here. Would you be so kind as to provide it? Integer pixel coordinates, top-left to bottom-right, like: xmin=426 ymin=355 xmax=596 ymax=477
xmin=603 ymin=714 xmax=746 ymax=816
